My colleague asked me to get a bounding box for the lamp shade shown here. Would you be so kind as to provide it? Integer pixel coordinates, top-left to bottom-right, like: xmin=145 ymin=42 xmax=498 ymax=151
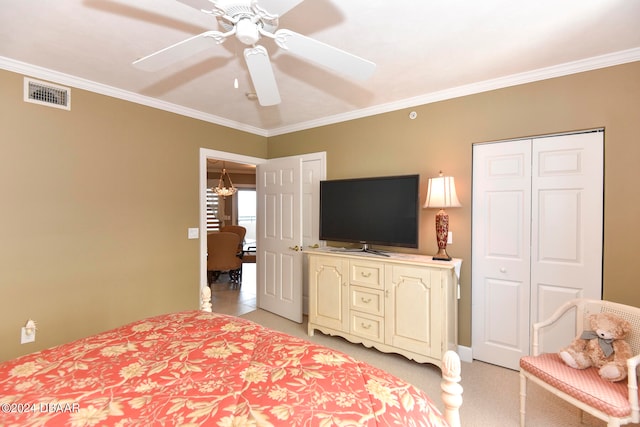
xmin=424 ymin=175 xmax=461 ymax=209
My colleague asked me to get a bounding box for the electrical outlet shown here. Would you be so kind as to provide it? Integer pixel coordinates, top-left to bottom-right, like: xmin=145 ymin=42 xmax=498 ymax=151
xmin=20 ymin=319 xmax=36 ymax=344
xmin=21 ymin=327 xmax=35 ymax=344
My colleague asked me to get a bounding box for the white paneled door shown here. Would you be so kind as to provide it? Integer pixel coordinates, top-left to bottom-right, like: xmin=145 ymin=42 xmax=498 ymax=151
xmin=257 ymin=156 xmax=303 ymax=323
xmin=472 ymin=139 xmax=532 ymax=370
xmin=472 ymin=131 xmax=603 ymax=369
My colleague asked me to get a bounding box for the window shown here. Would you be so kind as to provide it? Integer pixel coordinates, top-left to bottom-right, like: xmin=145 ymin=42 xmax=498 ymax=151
xmin=237 ymin=189 xmax=256 ymax=248
xmin=206 ymin=188 xmax=221 ymax=232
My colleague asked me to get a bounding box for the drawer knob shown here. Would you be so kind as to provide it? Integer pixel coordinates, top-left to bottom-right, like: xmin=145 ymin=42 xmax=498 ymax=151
xmin=361 ymin=271 xmax=372 ymax=278
xmin=361 ymin=322 xmax=372 ymax=329
xmin=361 ymin=297 xmax=372 ymax=303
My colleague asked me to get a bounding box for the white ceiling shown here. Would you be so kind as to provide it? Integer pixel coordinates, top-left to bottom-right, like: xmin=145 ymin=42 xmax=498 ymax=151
xmin=1 ymin=0 xmax=639 ymax=137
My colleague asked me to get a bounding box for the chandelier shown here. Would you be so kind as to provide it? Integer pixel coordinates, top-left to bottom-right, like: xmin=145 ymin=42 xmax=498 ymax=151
xmin=213 ymin=167 xmax=237 ymax=198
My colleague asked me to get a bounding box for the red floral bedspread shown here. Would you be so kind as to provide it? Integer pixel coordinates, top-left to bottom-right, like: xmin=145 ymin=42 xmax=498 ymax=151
xmin=0 ymin=311 xmax=448 ymax=426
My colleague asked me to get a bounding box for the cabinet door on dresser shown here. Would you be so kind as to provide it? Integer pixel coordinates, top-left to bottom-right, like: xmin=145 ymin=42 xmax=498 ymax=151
xmin=308 ymin=255 xmax=349 ymax=331
xmin=385 ymin=265 xmax=443 ymax=359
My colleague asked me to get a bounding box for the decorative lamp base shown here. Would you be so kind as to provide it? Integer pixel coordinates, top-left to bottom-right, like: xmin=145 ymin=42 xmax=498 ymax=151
xmin=433 ymin=209 xmax=452 ymax=261
xmin=432 ymin=248 xmax=452 ymax=261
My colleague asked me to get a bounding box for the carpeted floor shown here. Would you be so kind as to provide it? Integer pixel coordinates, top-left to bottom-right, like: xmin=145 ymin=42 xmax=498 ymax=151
xmin=239 ymin=309 xmax=637 ymax=427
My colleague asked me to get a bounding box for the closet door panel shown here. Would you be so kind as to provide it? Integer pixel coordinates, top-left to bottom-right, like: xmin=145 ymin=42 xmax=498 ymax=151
xmin=472 ymin=140 xmax=532 ymax=370
xmin=531 ymin=132 xmax=603 ymax=353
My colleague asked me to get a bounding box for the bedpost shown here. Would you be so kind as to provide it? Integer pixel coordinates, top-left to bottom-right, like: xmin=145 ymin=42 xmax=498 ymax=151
xmin=441 ymin=350 xmax=462 ymax=427
xmin=200 ymin=286 xmax=212 ymax=312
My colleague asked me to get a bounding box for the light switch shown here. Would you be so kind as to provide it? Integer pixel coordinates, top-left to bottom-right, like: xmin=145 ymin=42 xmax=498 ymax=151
xmin=188 ymin=228 xmax=199 ymax=239
xmin=447 ymin=231 xmax=453 ymax=244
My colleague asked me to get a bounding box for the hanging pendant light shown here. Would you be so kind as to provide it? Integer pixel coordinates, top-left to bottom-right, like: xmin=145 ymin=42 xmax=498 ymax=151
xmin=213 ymin=166 xmax=237 ymax=198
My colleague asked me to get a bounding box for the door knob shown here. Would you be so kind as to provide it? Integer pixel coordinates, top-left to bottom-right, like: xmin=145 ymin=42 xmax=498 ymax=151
xmin=289 ymin=245 xmax=300 ymax=251
xmin=500 ymin=267 xmax=507 ymax=273
xmin=308 ymin=243 xmax=320 ymax=249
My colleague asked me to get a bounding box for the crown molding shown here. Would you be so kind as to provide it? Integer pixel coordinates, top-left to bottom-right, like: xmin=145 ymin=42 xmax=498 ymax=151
xmin=3 ymin=47 xmax=639 ymax=138
xmin=0 ymin=56 xmax=268 ymax=137
xmin=266 ymin=47 xmax=640 ymax=136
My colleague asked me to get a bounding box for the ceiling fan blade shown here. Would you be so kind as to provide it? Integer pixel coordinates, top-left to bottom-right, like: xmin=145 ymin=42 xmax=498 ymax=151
xmin=273 ymin=29 xmax=376 ymax=81
xmin=244 ymin=46 xmax=281 ymax=106
xmin=255 ymin=0 xmax=305 ymax=17
xmin=176 ymin=0 xmax=218 ymax=13
xmin=133 ymin=31 xmax=225 ymax=71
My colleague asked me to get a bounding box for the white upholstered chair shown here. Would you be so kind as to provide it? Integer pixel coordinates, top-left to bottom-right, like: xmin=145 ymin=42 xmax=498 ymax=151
xmin=519 ymin=299 xmax=640 ymax=427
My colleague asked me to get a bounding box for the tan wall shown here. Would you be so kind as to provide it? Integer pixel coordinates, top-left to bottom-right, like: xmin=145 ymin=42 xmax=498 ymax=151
xmin=2 ymin=61 xmax=638 ymax=361
xmin=0 ymin=69 xmax=267 ymax=361
xmin=267 ymin=61 xmax=640 ymax=347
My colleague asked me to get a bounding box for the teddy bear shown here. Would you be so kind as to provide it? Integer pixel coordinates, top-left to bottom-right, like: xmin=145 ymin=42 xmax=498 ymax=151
xmin=559 ymin=312 xmax=632 ymax=382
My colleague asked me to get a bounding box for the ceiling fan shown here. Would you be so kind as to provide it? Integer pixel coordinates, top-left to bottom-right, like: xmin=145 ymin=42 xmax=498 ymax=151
xmin=133 ymin=0 xmax=376 ymax=106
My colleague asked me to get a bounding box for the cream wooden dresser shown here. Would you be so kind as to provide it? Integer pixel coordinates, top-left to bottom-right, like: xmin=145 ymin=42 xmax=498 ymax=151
xmin=305 ymin=248 xmax=461 ymax=367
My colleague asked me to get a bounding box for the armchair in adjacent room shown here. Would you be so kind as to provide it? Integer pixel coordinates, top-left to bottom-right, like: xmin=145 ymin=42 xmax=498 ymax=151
xmin=206 ymin=232 xmax=243 ymax=288
xmin=220 ymin=225 xmax=247 ymax=258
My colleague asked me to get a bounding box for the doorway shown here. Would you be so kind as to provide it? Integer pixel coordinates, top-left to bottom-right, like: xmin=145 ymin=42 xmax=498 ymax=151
xmin=199 ymin=149 xmax=326 ymax=321
xmin=199 ymin=149 xmax=265 ymax=309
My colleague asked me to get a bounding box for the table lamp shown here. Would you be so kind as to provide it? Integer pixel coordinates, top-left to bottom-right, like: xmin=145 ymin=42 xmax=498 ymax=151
xmin=424 ymin=172 xmax=461 ymax=261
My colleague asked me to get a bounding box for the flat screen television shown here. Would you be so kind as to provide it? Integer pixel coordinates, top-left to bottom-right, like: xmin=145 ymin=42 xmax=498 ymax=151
xmin=319 ymin=174 xmax=419 ymax=254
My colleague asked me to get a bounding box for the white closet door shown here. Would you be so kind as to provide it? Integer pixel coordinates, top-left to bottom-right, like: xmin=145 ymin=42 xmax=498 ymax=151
xmin=472 ymin=140 xmax=532 ymax=370
xmin=531 ymin=132 xmax=603 ymax=353
xmin=472 ymin=131 xmax=603 ymax=369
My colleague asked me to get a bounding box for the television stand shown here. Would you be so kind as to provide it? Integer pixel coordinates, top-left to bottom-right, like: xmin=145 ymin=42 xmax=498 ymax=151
xmin=305 ymin=249 xmax=461 ymax=367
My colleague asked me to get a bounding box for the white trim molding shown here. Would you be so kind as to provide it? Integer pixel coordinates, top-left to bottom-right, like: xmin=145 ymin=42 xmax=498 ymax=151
xmin=3 ymin=47 xmax=639 ymax=137
xmin=457 ymin=346 xmax=473 ymax=364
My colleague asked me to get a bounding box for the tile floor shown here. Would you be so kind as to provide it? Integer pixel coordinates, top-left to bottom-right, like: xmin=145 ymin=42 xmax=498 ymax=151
xmin=209 ymin=263 xmax=257 ymax=316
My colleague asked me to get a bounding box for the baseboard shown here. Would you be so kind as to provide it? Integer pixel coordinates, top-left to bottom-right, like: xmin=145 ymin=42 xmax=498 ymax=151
xmin=457 ymin=345 xmax=472 ymax=363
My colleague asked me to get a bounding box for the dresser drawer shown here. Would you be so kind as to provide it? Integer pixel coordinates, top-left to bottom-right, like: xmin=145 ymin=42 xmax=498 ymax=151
xmin=350 ymin=260 xmax=384 ymax=289
xmin=350 ymin=286 xmax=384 ymax=316
xmin=350 ymin=312 xmax=384 ymax=343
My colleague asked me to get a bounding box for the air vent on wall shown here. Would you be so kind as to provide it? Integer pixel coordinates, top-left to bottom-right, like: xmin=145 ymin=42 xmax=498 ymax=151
xmin=24 ymin=77 xmax=71 ymax=110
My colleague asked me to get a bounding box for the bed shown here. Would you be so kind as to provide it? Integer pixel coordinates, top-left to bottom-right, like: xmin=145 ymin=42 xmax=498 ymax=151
xmin=0 ymin=289 xmax=462 ymax=426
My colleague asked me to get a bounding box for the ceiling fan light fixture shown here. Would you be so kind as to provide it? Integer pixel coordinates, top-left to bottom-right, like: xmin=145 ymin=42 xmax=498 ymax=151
xmin=235 ymin=18 xmax=260 ymax=45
